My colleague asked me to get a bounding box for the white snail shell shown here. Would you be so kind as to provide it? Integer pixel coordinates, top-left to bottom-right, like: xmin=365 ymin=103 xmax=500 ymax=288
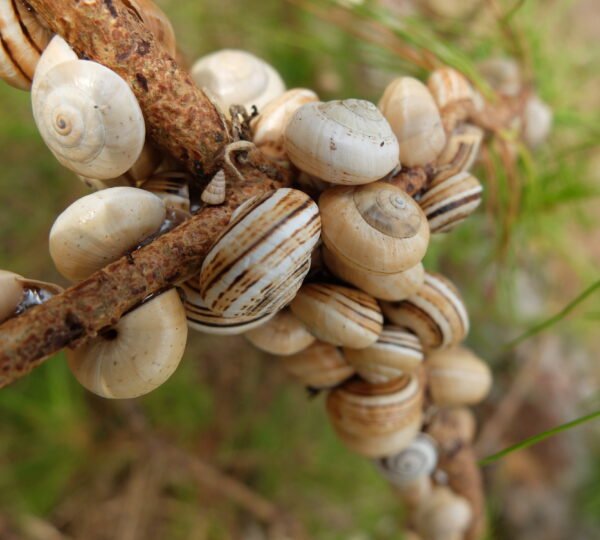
xmin=523 ymin=95 xmax=552 ymax=148
xmin=49 ymin=187 xmax=166 ymax=281
xmin=191 ymin=49 xmax=285 ymax=115
xmin=32 ymin=58 xmax=146 ymax=179
xmin=32 ymin=35 xmax=77 ymax=88
xmin=415 ymin=486 xmax=473 ymax=540
xmin=285 ymin=99 xmax=400 ymax=185
xmin=67 ymin=289 xmax=187 ymax=399
xmin=0 ymin=270 xmax=25 ymax=322
xmin=201 ymin=169 xmax=226 ymax=205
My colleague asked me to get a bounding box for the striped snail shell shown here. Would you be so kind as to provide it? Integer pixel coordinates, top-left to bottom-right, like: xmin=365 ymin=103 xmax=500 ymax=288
xmin=426 ymin=346 xmax=492 ymax=406
xmin=199 ymin=188 xmax=320 ymax=318
xmin=378 ymin=77 xmax=446 ymax=167
xmin=290 ymin=283 xmax=383 ymax=349
xmin=319 ymin=182 xmax=430 ymax=274
xmin=326 ymin=374 xmax=424 ymax=458
xmin=419 ymin=172 xmax=483 ymax=233
xmin=430 ymin=124 xmax=484 ymax=184
xmin=427 ymin=67 xmax=474 ymax=111
xmin=284 ymin=99 xmax=400 ymax=185
xmin=343 ymin=326 xmax=424 ymax=384
xmin=127 ymin=0 xmax=177 ymax=56
xmin=201 ymin=169 xmax=226 ymax=205
xmin=415 ymin=486 xmax=472 ymax=540
xmin=180 ymin=280 xmax=276 ymax=335
xmin=322 ymin=246 xmax=425 ymax=301
xmin=0 ymin=0 xmax=51 ymax=90
xmin=381 ymin=272 xmax=469 ymax=351
xmin=140 ymin=171 xmax=191 ymax=213
xmin=281 ymin=341 xmax=354 ymax=389
xmin=245 ymin=308 xmax=315 ymax=356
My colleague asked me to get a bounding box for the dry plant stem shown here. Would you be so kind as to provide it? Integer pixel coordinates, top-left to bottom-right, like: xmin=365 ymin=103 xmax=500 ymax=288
xmin=25 ymin=0 xmax=229 ymax=179
xmin=0 ymin=149 xmax=291 ymax=388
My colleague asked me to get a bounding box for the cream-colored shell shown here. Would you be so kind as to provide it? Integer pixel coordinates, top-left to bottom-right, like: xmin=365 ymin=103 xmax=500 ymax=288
xmin=430 ymin=123 xmax=484 ymax=184
xmin=252 ymin=88 xmax=319 ymax=160
xmin=245 ymin=308 xmax=315 ymax=356
xmin=128 ymin=0 xmax=177 ymax=56
xmin=429 ymin=407 xmax=477 ymax=445
xmin=326 ymin=374 xmax=424 ymax=458
xmin=415 ymin=486 xmax=472 ymax=540
xmin=0 ymin=0 xmax=51 ymax=90
xmin=191 ymin=49 xmax=285 ymax=115
xmin=49 ymin=187 xmax=166 ymax=281
xmin=0 ymin=270 xmax=24 ymax=322
xmin=427 ymin=67 xmax=474 ymax=110
xmin=285 ymin=99 xmax=399 ymax=185
xmin=523 ymin=95 xmax=552 ymax=148
xmin=141 ymin=171 xmax=191 ymax=213
xmin=67 ymin=289 xmax=187 ymax=399
xmin=32 ymin=35 xmax=77 ymax=88
xmin=343 ymin=326 xmax=424 ymax=383
xmin=32 ymin=58 xmax=146 ymax=179
xmin=201 ymin=169 xmax=226 ymax=205
xmin=322 ymin=246 xmax=425 ymax=301
xmin=290 ymin=283 xmax=383 ymax=349
xmin=426 ymin=346 xmax=492 ymax=406
xmin=378 ymin=77 xmax=446 ymax=166
xmin=319 ymin=182 xmax=430 ymax=274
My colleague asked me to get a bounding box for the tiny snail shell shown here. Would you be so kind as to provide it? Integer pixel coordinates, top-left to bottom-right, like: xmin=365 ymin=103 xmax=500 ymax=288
xmin=252 ymin=88 xmax=319 ymax=160
xmin=426 ymin=346 xmax=492 ymax=406
xmin=67 ymin=289 xmax=187 ymax=399
xmin=427 ymin=67 xmax=474 ymax=111
xmin=522 ymin=95 xmax=552 ymax=148
xmin=419 ymin=172 xmax=483 ymax=233
xmin=290 ymin=283 xmax=383 ymax=349
xmin=245 ymin=308 xmax=315 ymax=356
xmin=343 ymin=326 xmax=424 ymax=384
xmin=201 ymin=169 xmax=226 ymax=205
xmin=319 ymin=182 xmax=430 ymax=274
xmin=430 ymin=123 xmax=484 ymax=184
xmin=415 ymin=486 xmax=472 ymax=540
xmin=180 ymin=280 xmax=276 ymax=336
xmin=32 ymin=58 xmax=146 ymax=179
xmin=0 ymin=0 xmax=51 ymax=90
xmin=378 ymin=77 xmax=446 ymax=167
xmin=281 ymin=341 xmax=354 ymax=389
xmin=127 ymin=0 xmax=177 ymax=56
xmin=49 ymin=187 xmax=166 ymax=282
xmin=381 ymin=272 xmax=469 ymax=351
xmin=326 ymin=374 xmax=424 ymax=458
xmin=191 ymin=49 xmax=285 ymax=115
xmin=0 ymin=270 xmax=25 ymax=322
xmin=199 ymin=188 xmax=320 ymax=318
xmin=141 ymin=171 xmax=191 ymax=213
xmin=478 ymin=56 xmax=521 ymax=97
xmin=322 ymin=245 xmax=425 ymax=301
xmin=284 ymin=99 xmax=400 ymax=185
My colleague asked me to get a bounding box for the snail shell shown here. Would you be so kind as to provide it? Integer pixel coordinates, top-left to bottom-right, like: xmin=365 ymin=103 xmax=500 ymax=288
xmin=245 ymin=308 xmax=315 ymax=356
xmin=67 ymin=289 xmax=187 ymax=399
xmin=343 ymin=326 xmax=424 ymax=384
xmin=201 ymin=169 xmax=226 ymax=205
xmin=319 ymin=182 xmax=430 ymax=274
xmin=290 ymin=283 xmax=383 ymax=349
xmin=284 ymin=99 xmax=399 ymax=185
xmin=191 ymin=49 xmax=285 ymax=115
xmin=326 ymin=374 xmax=424 ymax=457
xmin=426 ymin=346 xmax=492 ymax=406
xmin=381 ymin=272 xmax=469 ymax=351
xmin=49 ymin=187 xmax=166 ymax=281
xmin=428 ymin=407 xmax=477 ymax=446
xmin=252 ymin=88 xmax=319 ymax=160
xmin=199 ymin=188 xmax=320 ymax=318
xmin=0 ymin=0 xmax=51 ymax=90
xmin=430 ymin=124 xmax=484 ymax=184
xmin=281 ymin=341 xmax=354 ymax=389
xmin=415 ymin=486 xmax=472 ymax=540
xmin=0 ymin=270 xmax=25 ymax=322
xmin=478 ymin=56 xmax=521 ymax=97
xmin=127 ymin=0 xmax=177 ymax=56
xmin=427 ymin=67 xmax=474 ymax=111
xmin=32 ymin=58 xmax=146 ymax=179
xmin=378 ymin=77 xmax=446 ymax=167
xmin=523 ymin=95 xmax=552 ymax=148
xmin=141 ymin=171 xmax=191 ymax=213
xmin=322 ymin=246 xmax=425 ymax=301
xmin=419 ymin=172 xmax=483 ymax=233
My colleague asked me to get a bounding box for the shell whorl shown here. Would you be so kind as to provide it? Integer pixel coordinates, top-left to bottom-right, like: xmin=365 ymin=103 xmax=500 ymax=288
xmin=375 ymin=434 xmax=438 ymax=486
xmin=201 ymin=169 xmax=226 ymax=205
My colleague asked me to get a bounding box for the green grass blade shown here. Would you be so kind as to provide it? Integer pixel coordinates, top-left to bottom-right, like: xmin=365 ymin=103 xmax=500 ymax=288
xmin=480 ymin=409 xmax=600 ymax=466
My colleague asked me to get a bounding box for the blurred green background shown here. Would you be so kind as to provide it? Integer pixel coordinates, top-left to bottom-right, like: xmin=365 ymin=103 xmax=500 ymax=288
xmin=0 ymin=0 xmax=598 ymax=539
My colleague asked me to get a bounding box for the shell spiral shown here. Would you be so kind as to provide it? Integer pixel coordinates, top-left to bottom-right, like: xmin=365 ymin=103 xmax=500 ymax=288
xmin=375 ymin=434 xmax=438 ymax=486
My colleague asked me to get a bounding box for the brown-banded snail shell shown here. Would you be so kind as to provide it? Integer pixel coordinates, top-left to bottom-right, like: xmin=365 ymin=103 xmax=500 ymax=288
xmin=430 ymin=123 xmax=484 ymax=184
xmin=290 ymin=283 xmax=383 ymax=349
xmin=326 ymin=374 xmax=424 ymax=458
xmin=427 ymin=67 xmax=474 ymax=111
xmin=319 ymin=182 xmax=430 ymax=274
xmin=140 ymin=171 xmax=191 ymax=213
xmin=381 ymin=272 xmax=469 ymax=351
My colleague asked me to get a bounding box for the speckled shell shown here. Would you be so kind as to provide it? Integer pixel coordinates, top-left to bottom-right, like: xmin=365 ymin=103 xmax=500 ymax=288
xmin=290 ymin=283 xmax=383 ymax=349
xmin=319 ymin=182 xmax=430 ymax=274
xmin=415 ymin=486 xmax=472 ymax=540
xmin=140 ymin=171 xmax=191 ymax=213
xmin=326 ymin=374 xmax=424 ymax=457
xmin=67 ymin=289 xmax=187 ymax=399
xmin=378 ymin=77 xmax=446 ymax=167
xmin=427 ymin=67 xmax=474 ymax=110
xmin=322 ymin=246 xmax=425 ymax=301
xmin=343 ymin=326 xmax=424 ymax=384
xmin=381 ymin=272 xmax=469 ymax=351
xmin=281 ymin=341 xmax=354 ymax=389
xmin=252 ymin=88 xmax=319 ymax=160
xmin=419 ymin=172 xmax=483 ymax=233
xmin=180 ymin=280 xmax=276 ymax=336
xmin=430 ymin=124 xmax=484 ymax=184
xmin=245 ymin=308 xmax=315 ymax=356
xmin=128 ymin=0 xmax=177 ymax=56
xmin=426 ymin=346 xmax=492 ymax=406
xmin=284 ymin=99 xmax=400 ymax=185
xmin=0 ymin=0 xmax=51 ymax=90
xmin=199 ymin=188 xmax=320 ymax=317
